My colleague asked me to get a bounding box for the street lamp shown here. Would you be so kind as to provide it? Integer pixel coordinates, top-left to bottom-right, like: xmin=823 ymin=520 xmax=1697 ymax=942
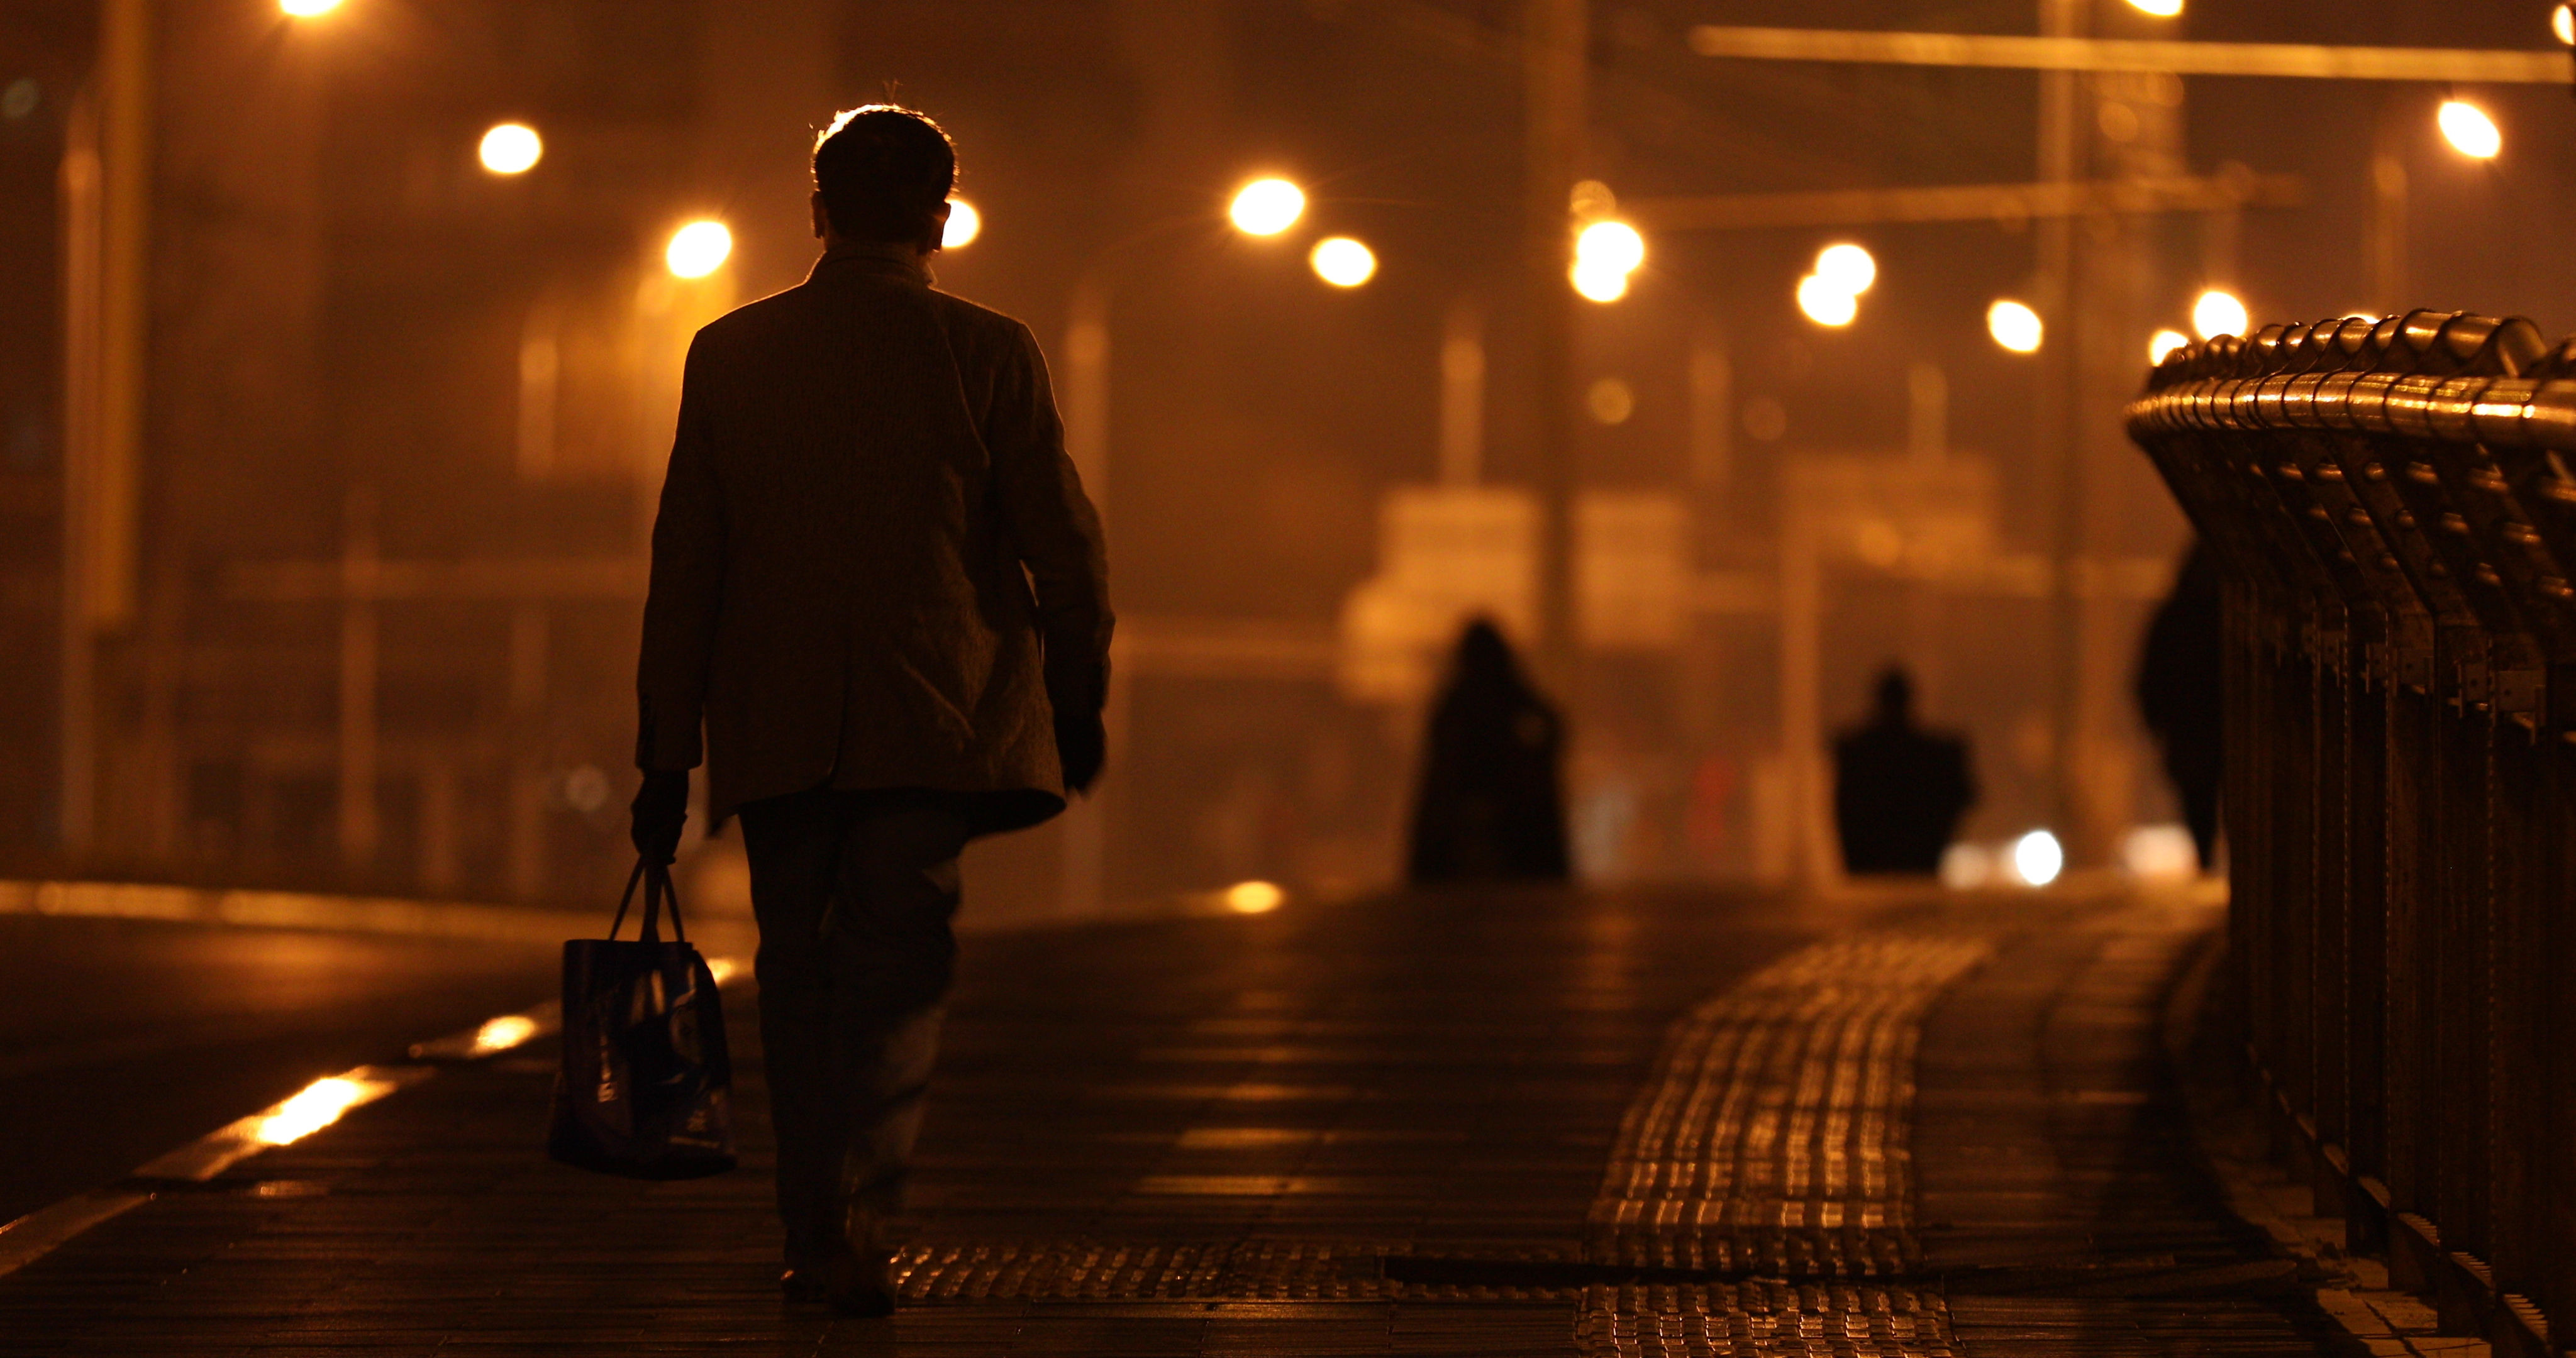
xmin=2555 ymin=4 xmax=2573 ymax=47
xmin=1228 ymin=178 xmax=1306 ymax=236
xmin=1796 ymin=273 xmax=1858 ymax=327
xmin=2437 ymin=100 xmax=2502 ymax=159
xmin=1813 ymin=243 xmax=1875 ymax=296
xmin=664 ymin=220 xmax=732 ymax=279
xmin=1987 ymin=299 xmax=2043 ymax=353
xmin=942 ymin=198 xmax=981 ymax=249
xmin=1795 ymin=242 xmax=1874 ymax=326
xmin=280 ymin=0 xmax=343 ymax=15
xmin=2191 ymin=289 xmax=2248 ymax=340
xmin=2148 ymin=328 xmax=2190 ymax=365
xmin=478 ymin=123 xmax=541 ymax=176
xmin=1571 ymin=219 xmax=1644 ymax=302
xmin=1309 ymin=236 xmax=1376 ymax=287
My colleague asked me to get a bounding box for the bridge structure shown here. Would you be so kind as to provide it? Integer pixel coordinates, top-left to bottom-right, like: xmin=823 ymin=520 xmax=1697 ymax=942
xmin=2129 ymin=309 xmax=2576 ymax=1357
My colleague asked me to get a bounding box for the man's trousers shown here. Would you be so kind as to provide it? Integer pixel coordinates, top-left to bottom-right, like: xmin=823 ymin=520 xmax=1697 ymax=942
xmin=737 ymin=787 xmax=971 ymax=1267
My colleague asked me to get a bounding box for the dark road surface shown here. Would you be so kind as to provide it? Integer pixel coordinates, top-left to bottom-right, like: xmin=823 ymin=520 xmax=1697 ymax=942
xmin=0 ymin=915 xmax=557 ymax=1225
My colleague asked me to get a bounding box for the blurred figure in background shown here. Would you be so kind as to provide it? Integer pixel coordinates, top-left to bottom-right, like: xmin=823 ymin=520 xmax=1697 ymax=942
xmin=1831 ymin=666 xmax=1975 ymax=876
xmin=1406 ymin=619 xmax=1570 ymax=883
xmin=2136 ymin=541 xmax=2223 ymax=871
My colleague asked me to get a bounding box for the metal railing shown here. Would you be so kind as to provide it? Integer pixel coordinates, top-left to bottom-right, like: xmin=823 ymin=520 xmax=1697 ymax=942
xmin=2127 ymin=310 xmax=2576 ymax=1354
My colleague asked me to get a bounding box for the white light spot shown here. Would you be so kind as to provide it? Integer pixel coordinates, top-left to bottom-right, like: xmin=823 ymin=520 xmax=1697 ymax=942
xmin=1813 ymin=243 xmax=1876 ymax=296
xmin=2192 ymin=289 xmax=2248 ymax=341
xmin=665 ymin=220 xmax=732 ymax=279
xmin=1797 ymin=274 xmax=1858 ymax=327
xmin=477 ymin=123 xmax=541 ymax=175
xmin=1987 ymin=299 xmax=2043 ymax=353
xmin=1309 ymin=236 xmax=1376 ymax=287
xmin=2438 ymin=100 xmax=2502 ymax=159
xmin=2010 ymin=830 xmax=2065 ymax=887
xmin=1228 ymin=178 xmax=1305 ymax=236
xmin=942 ymin=197 xmax=981 ymax=248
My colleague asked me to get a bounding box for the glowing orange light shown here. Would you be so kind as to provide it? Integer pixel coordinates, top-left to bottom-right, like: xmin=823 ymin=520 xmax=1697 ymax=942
xmin=1988 ymin=299 xmax=2043 ymax=353
xmin=942 ymin=198 xmax=981 ymax=248
xmin=665 ymin=220 xmax=732 ymax=279
xmin=478 ymin=123 xmax=541 ymax=175
xmin=1228 ymin=179 xmax=1305 ymax=236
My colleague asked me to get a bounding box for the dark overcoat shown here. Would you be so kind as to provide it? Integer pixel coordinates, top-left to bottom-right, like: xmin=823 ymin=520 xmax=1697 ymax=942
xmin=636 ymin=243 xmax=1111 ymax=832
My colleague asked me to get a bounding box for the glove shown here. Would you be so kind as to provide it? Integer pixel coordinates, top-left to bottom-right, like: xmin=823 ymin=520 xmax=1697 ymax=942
xmin=630 ymin=770 xmax=690 ymax=865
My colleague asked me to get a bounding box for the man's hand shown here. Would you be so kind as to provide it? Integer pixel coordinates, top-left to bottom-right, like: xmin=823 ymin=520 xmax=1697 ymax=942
xmin=630 ymin=770 xmax=691 ymax=865
xmin=1055 ymin=706 xmax=1106 ymax=795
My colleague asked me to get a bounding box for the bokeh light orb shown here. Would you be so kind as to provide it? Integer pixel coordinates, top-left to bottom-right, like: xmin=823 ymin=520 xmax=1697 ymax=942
xmin=1574 ymin=220 xmax=1646 ymax=275
xmin=665 ymin=219 xmax=733 ymax=279
xmin=2011 ymin=829 xmax=2065 ymax=886
xmin=942 ymin=197 xmax=981 ymax=248
xmin=1228 ymin=178 xmax=1306 ymax=236
xmin=1987 ymin=299 xmax=2043 ymax=353
xmin=477 ymin=123 xmax=541 ymax=175
xmin=1797 ymin=273 xmax=1858 ymax=326
xmin=2124 ymin=0 xmax=2182 ymax=15
xmin=2147 ymin=328 xmax=2191 ymax=365
xmin=1223 ymin=880 xmax=1285 ymax=914
xmin=2556 ymin=4 xmax=2573 ymax=47
xmin=280 ymin=0 xmax=343 ymax=15
xmin=1309 ymin=236 xmax=1376 ymax=287
xmin=1571 ymin=260 xmax=1629 ymax=303
xmin=2191 ymin=289 xmax=2248 ymax=340
xmin=1813 ymin=243 xmax=1876 ymax=295
xmin=2438 ymin=100 xmax=2501 ymax=159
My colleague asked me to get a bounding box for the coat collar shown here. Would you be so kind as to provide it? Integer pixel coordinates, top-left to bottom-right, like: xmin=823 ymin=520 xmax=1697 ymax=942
xmin=810 ymin=240 xmax=936 ymax=289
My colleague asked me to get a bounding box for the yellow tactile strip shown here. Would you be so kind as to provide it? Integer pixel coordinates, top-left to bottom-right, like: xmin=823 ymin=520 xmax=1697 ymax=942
xmin=1577 ymin=1281 xmax=1958 ymax=1358
xmin=1579 ymin=934 xmax=1991 ymax=1355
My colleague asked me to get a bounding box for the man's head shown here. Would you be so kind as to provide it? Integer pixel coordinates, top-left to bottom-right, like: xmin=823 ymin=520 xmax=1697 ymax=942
xmin=1873 ymin=665 xmax=1914 ymax=722
xmin=811 ymin=105 xmax=955 ymax=253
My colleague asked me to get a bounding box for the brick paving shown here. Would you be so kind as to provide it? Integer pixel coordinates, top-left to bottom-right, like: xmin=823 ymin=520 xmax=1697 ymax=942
xmin=0 ymin=882 xmax=2338 ymax=1355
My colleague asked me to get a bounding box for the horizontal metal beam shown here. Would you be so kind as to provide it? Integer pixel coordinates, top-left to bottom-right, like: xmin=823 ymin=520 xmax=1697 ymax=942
xmin=1685 ymin=25 xmax=2571 ymax=83
xmin=1628 ymin=171 xmax=2302 ymax=232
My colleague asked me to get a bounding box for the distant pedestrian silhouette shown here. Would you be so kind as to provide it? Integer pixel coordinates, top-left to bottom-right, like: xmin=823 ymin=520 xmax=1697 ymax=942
xmin=1831 ymin=666 xmax=1975 ymax=876
xmin=1407 ymin=621 xmax=1570 ymax=883
xmin=2136 ymin=541 xmax=2222 ymax=870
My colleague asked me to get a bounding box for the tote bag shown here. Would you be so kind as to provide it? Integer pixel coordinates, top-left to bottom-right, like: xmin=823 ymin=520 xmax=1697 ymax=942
xmin=546 ymin=859 xmax=738 ymax=1179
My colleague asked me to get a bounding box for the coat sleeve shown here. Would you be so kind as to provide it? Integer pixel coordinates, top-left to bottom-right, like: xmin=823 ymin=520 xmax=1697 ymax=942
xmin=635 ymin=333 xmax=725 ymax=771
xmin=989 ymin=322 xmax=1113 ymax=709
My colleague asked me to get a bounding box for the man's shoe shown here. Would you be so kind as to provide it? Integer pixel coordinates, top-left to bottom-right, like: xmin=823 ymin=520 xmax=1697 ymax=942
xmin=780 ymin=1252 xmax=896 ymax=1318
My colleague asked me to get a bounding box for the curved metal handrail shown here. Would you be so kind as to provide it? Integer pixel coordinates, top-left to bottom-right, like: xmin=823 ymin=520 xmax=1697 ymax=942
xmin=2125 ymin=309 xmax=2576 ymax=450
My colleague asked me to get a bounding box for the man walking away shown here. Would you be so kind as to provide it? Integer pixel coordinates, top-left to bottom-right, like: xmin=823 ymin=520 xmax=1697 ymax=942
xmin=630 ymin=106 xmax=1111 ymax=1317
xmin=1831 ymin=666 xmax=1975 ymax=876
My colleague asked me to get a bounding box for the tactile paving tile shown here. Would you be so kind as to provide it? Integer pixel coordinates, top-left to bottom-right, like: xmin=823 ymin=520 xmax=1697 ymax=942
xmin=1578 ymin=934 xmax=1990 ymax=1355
xmin=892 ymin=1237 xmax=1589 ymax=1303
xmin=1577 ymin=1281 xmax=1960 ymax=1358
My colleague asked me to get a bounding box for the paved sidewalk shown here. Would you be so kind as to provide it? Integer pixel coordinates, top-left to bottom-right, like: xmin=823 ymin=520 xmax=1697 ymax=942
xmin=0 ymin=881 xmax=2333 ymax=1355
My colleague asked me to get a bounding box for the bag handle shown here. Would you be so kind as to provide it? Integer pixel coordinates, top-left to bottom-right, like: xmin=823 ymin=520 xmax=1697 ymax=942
xmin=606 ymin=858 xmax=691 ymax=946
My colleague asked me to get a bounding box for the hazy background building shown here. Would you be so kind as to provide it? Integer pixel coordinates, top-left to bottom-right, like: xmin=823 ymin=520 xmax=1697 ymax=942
xmin=4 ymin=0 xmax=2573 ymax=921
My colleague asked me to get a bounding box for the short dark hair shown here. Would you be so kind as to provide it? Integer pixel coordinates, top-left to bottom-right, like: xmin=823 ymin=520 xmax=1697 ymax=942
xmin=813 ymin=105 xmax=955 ymax=245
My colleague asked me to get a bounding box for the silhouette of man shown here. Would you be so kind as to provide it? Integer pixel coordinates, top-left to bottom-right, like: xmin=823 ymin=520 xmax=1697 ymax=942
xmin=1407 ymin=619 xmax=1571 ymax=883
xmin=630 ymin=106 xmax=1110 ymax=1317
xmin=1831 ymin=666 xmax=1975 ymax=876
xmin=2136 ymin=541 xmax=2222 ymax=870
